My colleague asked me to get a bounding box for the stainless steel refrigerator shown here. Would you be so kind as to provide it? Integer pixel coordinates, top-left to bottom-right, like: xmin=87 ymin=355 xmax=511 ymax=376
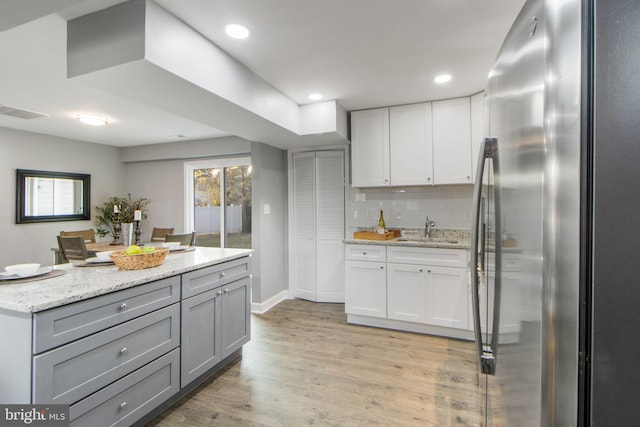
xmin=470 ymin=0 xmax=640 ymax=425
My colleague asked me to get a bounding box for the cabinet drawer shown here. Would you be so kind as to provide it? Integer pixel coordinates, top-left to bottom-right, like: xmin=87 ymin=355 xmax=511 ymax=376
xmin=387 ymin=246 xmax=468 ymax=268
xmin=344 ymin=244 xmax=386 ymax=262
xmin=33 ymin=304 xmax=180 ymax=404
xmin=182 ymin=257 xmax=251 ymax=299
xmin=69 ymin=348 xmax=179 ymax=426
xmin=33 ymin=276 xmax=180 ymax=354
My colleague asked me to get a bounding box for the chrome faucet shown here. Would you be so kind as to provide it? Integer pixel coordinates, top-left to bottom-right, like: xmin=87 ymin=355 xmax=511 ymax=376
xmin=425 ymin=216 xmax=435 ymax=238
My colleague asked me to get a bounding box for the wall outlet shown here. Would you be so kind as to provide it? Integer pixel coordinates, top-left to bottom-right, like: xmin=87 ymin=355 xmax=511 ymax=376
xmin=263 ymin=204 xmax=271 ymax=215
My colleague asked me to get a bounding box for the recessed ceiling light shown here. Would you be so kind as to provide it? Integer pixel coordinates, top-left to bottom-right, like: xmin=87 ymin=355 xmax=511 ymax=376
xmin=225 ymin=24 xmax=250 ymax=39
xmin=434 ymin=74 xmax=452 ymax=84
xmin=308 ymin=93 xmax=323 ymax=101
xmin=76 ymin=114 xmax=108 ymax=126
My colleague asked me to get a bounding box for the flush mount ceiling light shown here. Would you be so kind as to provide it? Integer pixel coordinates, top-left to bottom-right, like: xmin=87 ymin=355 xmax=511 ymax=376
xmin=76 ymin=114 xmax=108 ymax=126
xmin=434 ymin=74 xmax=452 ymax=84
xmin=308 ymin=93 xmax=323 ymax=101
xmin=225 ymin=24 xmax=250 ymax=39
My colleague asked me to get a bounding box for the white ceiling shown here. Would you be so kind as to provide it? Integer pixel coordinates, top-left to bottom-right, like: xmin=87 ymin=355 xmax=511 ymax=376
xmin=0 ymin=0 xmax=525 ymax=148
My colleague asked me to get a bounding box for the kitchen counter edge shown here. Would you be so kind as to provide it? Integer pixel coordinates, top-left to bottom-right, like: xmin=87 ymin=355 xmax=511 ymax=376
xmin=343 ymin=238 xmax=471 ymax=250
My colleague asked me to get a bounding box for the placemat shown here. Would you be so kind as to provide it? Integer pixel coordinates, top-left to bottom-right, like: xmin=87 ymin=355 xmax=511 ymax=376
xmin=0 ymin=269 xmax=66 ymax=284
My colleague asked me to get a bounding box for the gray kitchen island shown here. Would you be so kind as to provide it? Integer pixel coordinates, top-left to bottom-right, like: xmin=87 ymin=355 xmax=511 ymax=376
xmin=0 ymin=247 xmax=252 ymax=426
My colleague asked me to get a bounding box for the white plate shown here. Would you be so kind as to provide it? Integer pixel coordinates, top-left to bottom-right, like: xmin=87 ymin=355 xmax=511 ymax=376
xmin=0 ymin=266 xmax=53 ymax=280
xmin=169 ymin=245 xmax=189 ymax=252
xmin=85 ymin=257 xmax=115 ymax=264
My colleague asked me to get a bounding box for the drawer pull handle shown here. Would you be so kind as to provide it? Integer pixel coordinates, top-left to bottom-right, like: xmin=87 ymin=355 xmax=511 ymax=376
xmin=362 ymin=252 xmax=367 ymax=255
xmin=120 ymin=347 xmax=128 ymax=354
xmin=224 ymin=288 xmax=230 ymax=294
xmin=120 ymin=401 xmax=127 ymax=410
xmin=217 ymin=290 xmax=223 ymax=296
xmin=419 ymin=268 xmax=424 ymax=272
xmin=120 ymin=303 xmax=128 ymax=310
xmin=220 ymin=272 xmax=226 ymax=277
xmin=379 ymin=266 xmax=384 ymax=270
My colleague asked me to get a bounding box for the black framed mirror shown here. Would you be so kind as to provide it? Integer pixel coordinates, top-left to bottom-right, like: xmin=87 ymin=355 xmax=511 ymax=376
xmin=16 ymin=169 xmax=91 ymax=224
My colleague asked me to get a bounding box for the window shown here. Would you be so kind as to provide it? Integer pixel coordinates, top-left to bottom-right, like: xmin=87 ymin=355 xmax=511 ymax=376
xmin=184 ymin=158 xmax=252 ymax=248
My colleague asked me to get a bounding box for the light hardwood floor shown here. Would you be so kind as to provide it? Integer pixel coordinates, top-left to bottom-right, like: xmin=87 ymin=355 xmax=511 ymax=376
xmin=147 ymin=299 xmax=482 ymax=426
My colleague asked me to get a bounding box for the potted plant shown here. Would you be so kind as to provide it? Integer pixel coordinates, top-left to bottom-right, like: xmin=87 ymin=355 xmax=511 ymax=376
xmin=95 ymin=194 xmax=151 ymax=241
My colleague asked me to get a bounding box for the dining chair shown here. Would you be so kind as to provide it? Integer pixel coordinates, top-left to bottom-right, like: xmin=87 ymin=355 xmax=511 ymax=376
xmin=165 ymin=232 xmax=196 ymax=246
xmin=57 ymin=236 xmax=90 ymax=263
xmin=60 ymin=229 xmax=96 ymax=243
xmin=150 ymin=227 xmax=174 ymax=242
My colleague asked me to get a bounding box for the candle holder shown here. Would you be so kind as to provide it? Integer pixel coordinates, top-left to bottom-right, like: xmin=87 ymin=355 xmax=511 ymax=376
xmin=134 ymin=220 xmax=144 ymax=246
xmin=110 ymin=212 xmax=122 ymax=245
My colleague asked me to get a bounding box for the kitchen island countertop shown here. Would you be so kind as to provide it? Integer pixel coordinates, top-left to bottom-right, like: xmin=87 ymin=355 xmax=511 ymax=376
xmin=0 ymin=247 xmax=252 ymax=313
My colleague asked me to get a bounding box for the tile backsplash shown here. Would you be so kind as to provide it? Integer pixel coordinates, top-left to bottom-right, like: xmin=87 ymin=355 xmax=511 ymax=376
xmin=347 ymin=185 xmax=474 ymax=234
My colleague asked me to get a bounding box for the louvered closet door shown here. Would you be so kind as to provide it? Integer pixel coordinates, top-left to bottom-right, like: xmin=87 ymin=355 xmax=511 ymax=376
xmin=316 ymin=151 xmax=345 ymax=302
xmin=293 ymin=152 xmax=317 ymax=300
xmin=292 ymin=151 xmax=345 ymax=302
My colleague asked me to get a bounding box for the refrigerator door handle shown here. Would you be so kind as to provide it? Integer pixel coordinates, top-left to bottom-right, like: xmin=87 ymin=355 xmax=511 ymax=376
xmin=471 ymin=137 xmax=501 ymax=376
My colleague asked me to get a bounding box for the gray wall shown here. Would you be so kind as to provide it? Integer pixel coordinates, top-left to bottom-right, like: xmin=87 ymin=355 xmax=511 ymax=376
xmin=251 ymin=142 xmax=288 ymax=303
xmin=124 ymin=159 xmax=186 ymax=240
xmin=0 ymin=127 xmax=125 ymax=266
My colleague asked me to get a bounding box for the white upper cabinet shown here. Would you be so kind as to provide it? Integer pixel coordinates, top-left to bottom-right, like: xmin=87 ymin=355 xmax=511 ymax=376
xmin=389 ymin=102 xmax=433 ymax=186
xmin=470 ymin=92 xmax=486 ymax=183
xmin=351 ymin=96 xmax=476 ymax=188
xmin=432 ymin=97 xmax=472 ymax=185
xmin=350 ymin=108 xmax=390 ymax=187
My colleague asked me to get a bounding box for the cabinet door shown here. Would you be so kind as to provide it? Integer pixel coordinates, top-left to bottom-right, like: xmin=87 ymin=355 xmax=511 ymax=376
xmin=432 ymin=97 xmax=473 ymax=185
xmin=389 ymin=103 xmax=433 ymax=186
xmin=387 ymin=263 xmax=427 ymax=323
xmin=292 ymin=152 xmax=317 ymax=301
xmin=470 ymin=92 xmax=486 ymax=183
xmin=316 ymin=151 xmax=345 ymax=302
xmin=292 ymin=151 xmax=345 ymax=303
xmin=351 ymin=108 xmax=390 ymax=187
xmin=221 ymin=277 xmax=251 ymax=359
xmin=426 ymin=266 xmax=469 ymax=329
xmin=345 ymin=260 xmax=386 ymax=318
xmin=181 ymin=288 xmax=222 ymax=387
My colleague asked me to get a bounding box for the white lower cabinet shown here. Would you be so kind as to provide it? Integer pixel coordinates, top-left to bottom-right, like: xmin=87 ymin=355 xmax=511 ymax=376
xmin=426 ymin=266 xmax=469 ymax=329
xmin=345 ymin=260 xmax=387 ymax=318
xmin=346 ymin=243 xmax=471 ymax=339
xmin=387 ymin=263 xmax=427 ymax=323
xmin=344 ymin=244 xmax=387 ymax=318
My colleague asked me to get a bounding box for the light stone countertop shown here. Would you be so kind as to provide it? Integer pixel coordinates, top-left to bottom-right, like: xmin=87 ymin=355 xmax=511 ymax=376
xmin=344 ymin=228 xmax=471 ymax=250
xmin=0 ymin=247 xmax=253 ymax=313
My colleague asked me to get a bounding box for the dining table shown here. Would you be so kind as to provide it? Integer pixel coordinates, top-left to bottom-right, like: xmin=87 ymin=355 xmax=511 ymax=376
xmin=52 ymin=241 xmax=160 ymax=265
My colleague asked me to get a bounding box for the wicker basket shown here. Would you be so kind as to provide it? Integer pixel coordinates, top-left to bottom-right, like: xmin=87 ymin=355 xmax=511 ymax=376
xmin=109 ymin=247 xmax=170 ymax=270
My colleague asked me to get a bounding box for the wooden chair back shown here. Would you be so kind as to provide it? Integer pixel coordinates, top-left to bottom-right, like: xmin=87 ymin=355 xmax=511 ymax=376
xmin=151 ymin=227 xmax=175 ymax=241
xmin=165 ymin=232 xmax=196 ymax=246
xmin=57 ymin=236 xmax=89 ymax=262
xmin=60 ymin=229 xmax=96 ymax=243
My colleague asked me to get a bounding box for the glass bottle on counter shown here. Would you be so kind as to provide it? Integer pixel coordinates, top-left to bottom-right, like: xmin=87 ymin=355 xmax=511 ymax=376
xmin=377 ymin=209 xmax=386 ymax=234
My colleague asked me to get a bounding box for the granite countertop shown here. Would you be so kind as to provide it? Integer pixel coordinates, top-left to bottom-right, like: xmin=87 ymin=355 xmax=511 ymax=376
xmin=0 ymin=247 xmax=253 ymax=313
xmin=344 ymin=228 xmax=471 ymax=250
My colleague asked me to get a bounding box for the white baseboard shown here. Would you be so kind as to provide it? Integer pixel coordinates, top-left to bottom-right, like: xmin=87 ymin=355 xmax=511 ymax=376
xmin=251 ymin=290 xmax=290 ymax=314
